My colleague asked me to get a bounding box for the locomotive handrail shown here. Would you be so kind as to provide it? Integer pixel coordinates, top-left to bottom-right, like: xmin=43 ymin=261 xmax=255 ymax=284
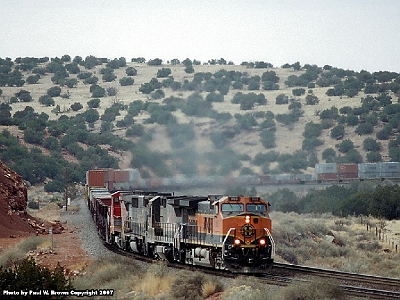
xmin=264 ymin=228 xmax=275 ymax=256
xmin=221 ymin=228 xmax=236 ymax=259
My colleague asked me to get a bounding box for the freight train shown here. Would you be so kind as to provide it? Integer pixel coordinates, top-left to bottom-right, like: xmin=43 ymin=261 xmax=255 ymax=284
xmin=86 ymin=169 xmax=275 ymax=274
xmin=85 ymin=162 xmax=400 ymax=191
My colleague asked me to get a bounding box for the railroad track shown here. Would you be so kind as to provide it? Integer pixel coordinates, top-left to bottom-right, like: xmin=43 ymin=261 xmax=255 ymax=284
xmin=104 ymin=241 xmax=400 ymax=299
xmin=273 ymin=262 xmax=400 ymax=299
xmin=104 ymin=242 xmax=400 ymax=299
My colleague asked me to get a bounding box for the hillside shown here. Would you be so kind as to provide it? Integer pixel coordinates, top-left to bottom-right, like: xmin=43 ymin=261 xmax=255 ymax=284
xmin=0 ymin=56 xmax=399 ymax=185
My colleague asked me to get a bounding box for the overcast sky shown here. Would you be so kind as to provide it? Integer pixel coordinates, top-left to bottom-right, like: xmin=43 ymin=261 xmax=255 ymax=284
xmin=1 ymin=0 xmax=399 ymax=72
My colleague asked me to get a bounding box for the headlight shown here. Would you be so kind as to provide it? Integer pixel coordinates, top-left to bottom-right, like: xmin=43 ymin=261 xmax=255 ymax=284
xmin=234 ymin=239 xmax=241 ymax=246
xmin=259 ymin=238 xmax=266 ymax=246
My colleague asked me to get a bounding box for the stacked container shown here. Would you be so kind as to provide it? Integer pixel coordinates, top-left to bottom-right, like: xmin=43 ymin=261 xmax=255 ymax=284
xmin=86 ymin=169 xmax=106 ymax=187
xmin=337 ymin=164 xmax=358 ymax=179
xmin=380 ymin=162 xmax=400 ymax=178
xmin=358 ymin=163 xmax=380 ymax=179
xmin=315 ymin=163 xmax=338 ymax=181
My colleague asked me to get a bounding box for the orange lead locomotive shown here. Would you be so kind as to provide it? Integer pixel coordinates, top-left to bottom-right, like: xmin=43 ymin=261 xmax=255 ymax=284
xmin=214 ymin=196 xmax=274 ymax=273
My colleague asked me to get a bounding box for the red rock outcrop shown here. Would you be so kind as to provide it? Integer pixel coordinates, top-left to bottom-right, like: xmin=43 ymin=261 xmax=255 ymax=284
xmin=0 ymin=160 xmax=35 ymax=238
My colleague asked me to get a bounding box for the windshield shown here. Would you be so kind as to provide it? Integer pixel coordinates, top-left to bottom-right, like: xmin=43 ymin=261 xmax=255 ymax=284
xmin=221 ymin=203 xmax=244 ymax=212
xmin=246 ymin=204 xmax=267 ymax=212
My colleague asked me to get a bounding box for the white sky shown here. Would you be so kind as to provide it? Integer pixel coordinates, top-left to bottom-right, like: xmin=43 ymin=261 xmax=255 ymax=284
xmin=1 ymin=0 xmax=399 ymax=72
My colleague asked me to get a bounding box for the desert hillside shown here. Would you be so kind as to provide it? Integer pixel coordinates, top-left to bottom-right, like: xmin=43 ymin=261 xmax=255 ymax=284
xmin=0 ymin=56 xmax=399 ymax=182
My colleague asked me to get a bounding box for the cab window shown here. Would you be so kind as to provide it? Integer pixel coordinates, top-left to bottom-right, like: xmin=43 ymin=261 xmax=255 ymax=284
xmin=246 ymin=204 xmax=267 ymax=212
xmin=221 ymin=203 xmax=244 ymax=212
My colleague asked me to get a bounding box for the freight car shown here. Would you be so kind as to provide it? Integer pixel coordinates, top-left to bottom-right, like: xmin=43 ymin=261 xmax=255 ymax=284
xmin=86 ymin=172 xmax=275 ymax=274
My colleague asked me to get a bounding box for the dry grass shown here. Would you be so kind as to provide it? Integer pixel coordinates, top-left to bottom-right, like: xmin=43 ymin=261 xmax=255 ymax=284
xmin=278 ymin=279 xmax=346 ymax=300
xmin=201 ymin=280 xmax=224 ymax=298
xmin=135 ymin=262 xmax=173 ymax=297
xmin=28 ymin=201 xmax=61 ymax=220
xmin=0 ymin=236 xmax=45 ymax=267
xmin=271 ymin=211 xmax=400 ymax=278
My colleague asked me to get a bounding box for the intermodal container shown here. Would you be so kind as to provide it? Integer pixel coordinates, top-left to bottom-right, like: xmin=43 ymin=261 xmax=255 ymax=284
xmin=337 ymin=164 xmax=358 ymax=174
xmin=381 ymin=172 xmax=400 ymax=178
xmin=259 ymin=175 xmax=271 ymax=184
xmin=315 ymin=163 xmax=337 ymax=174
xmin=114 ymin=169 xmax=130 ymax=182
xmin=358 ymin=172 xmax=380 ymax=179
xmin=337 ymin=164 xmax=358 ymax=179
xmin=87 ymin=170 xmax=106 ymax=187
xmin=380 ymin=162 xmax=400 ymax=173
xmin=296 ymin=174 xmax=313 ymax=182
xmin=104 ymin=168 xmax=114 ymax=182
xmin=317 ymin=173 xmax=338 ymax=181
xmin=358 ymin=163 xmax=379 ymax=173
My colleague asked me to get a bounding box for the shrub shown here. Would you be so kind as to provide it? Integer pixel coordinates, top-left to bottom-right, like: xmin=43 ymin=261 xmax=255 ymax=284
xmin=157 ymin=67 xmax=172 ymax=78
xmin=151 ymin=89 xmax=165 ymax=99
xmin=87 ymin=98 xmax=100 ymax=108
xmin=119 ymin=77 xmax=134 ymax=86
xmin=125 ymin=67 xmax=137 ymax=76
xmin=253 ymin=151 xmax=279 ymax=165
xmin=102 ymin=73 xmax=116 ymax=82
xmin=277 ymin=244 xmax=298 ymax=264
xmin=65 ymin=78 xmax=78 ymax=88
xmin=321 ymin=119 xmax=334 ymax=129
xmin=275 ymin=93 xmax=289 ymax=104
xmin=47 ymin=86 xmax=61 ymax=97
xmin=331 ymin=125 xmax=345 ymax=139
xmin=210 ymin=131 xmax=228 ymax=149
xmin=355 ymin=122 xmax=374 ymax=135
xmin=44 ymin=179 xmax=65 ymax=193
xmin=260 ymin=130 xmax=276 ymax=149
xmin=303 ymin=122 xmax=322 ymax=138
xmin=345 ymin=149 xmax=363 ymax=164
xmin=0 ymin=258 xmax=71 ymax=292
xmin=292 ymin=88 xmax=306 ymax=96
xmin=320 ymin=107 xmax=339 ymax=119
xmin=206 ymin=92 xmax=224 ymax=102
xmin=126 ymin=124 xmax=144 ymax=137
xmin=26 ymin=74 xmax=40 ymax=84
xmin=346 ymin=114 xmax=359 ymax=126
xmin=363 ymin=138 xmax=381 ymax=151
xmin=15 ymin=90 xmax=32 ymax=102
xmin=27 ymin=201 xmax=39 ymax=209
xmin=306 ymin=94 xmax=319 ymax=104
xmin=106 ymin=87 xmax=117 ymax=96
xmin=71 ymin=102 xmax=83 ymax=111
xmin=84 ymin=76 xmax=98 ymax=84
xmin=366 ymin=151 xmax=382 ymax=162
xmin=357 ymin=241 xmax=382 ymax=252
xmin=77 ymin=72 xmax=92 ymax=79
xmin=280 ymin=279 xmax=346 ymax=300
xmin=338 ymin=139 xmax=354 ymax=153
xmin=43 ymin=136 xmax=61 ymax=151
xmin=322 ymin=148 xmax=336 ymax=160
xmin=91 ymin=85 xmax=106 ymax=97
xmin=302 ymin=137 xmax=323 ymax=151
xmin=170 ymin=271 xmax=207 ymax=300
xmin=222 ymin=285 xmax=264 ymax=300
xmin=38 ymin=95 xmax=55 ymax=106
